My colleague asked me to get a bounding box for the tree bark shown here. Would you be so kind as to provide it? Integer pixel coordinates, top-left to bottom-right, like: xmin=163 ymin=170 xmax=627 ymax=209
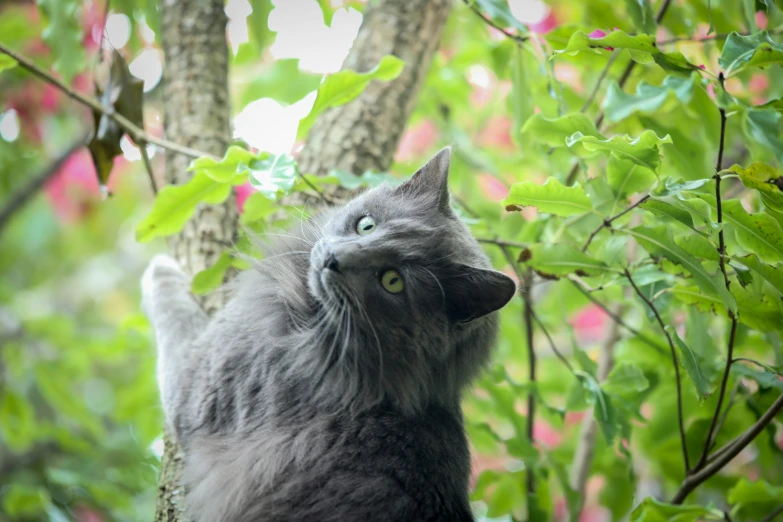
xmin=155 ymin=1 xmax=235 ymax=520
xmin=153 ymin=0 xmax=451 ymax=519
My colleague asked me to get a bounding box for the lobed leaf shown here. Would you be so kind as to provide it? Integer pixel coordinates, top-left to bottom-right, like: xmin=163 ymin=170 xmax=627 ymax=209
xmin=520 ymin=112 xmax=604 ymax=149
xmin=566 ymin=130 xmax=672 ymax=174
xmin=719 ymin=30 xmax=783 ymax=76
xmin=607 ymin=156 xmax=657 ymax=198
xmin=503 ymin=177 xmax=594 ymax=216
xmin=298 ymin=55 xmax=405 ymax=136
xmin=602 ymin=74 xmax=697 ymax=124
xmin=556 ymin=29 xmax=657 ymax=56
xmin=191 ymin=252 xmax=234 ymax=295
xmin=630 ymin=497 xmax=722 ymax=522
xmin=188 ymin=146 xmax=257 ymax=183
xmin=603 ymin=363 xmax=650 ymax=398
xmin=725 ymin=163 xmax=783 ymax=214
xmin=246 ymin=153 xmax=300 ymax=200
xmin=744 ymin=109 xmax=783 ymax=165
xmin=628 ymin=226 xmax=737 ymax=313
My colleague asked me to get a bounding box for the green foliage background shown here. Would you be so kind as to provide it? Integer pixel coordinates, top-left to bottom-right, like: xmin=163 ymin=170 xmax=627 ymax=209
xmin=1 ymin=0 xmax=782 ymax=520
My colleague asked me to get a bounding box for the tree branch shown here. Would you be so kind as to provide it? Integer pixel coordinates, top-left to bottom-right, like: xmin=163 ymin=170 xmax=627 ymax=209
xmin=0 ymin=134 xmax=89 ymax=234
xmin=759 ymin=502 xmax=783 ymax=522
xmin=671 ymin=391 xmax=783 ymax=504
xmin=582 ymin=195 xmax=650 ymax=252
xmin=0 ymin=42 xmax=215 ymax=162
xmin=694 ymin=83 xmax=739 ymax=472
xmin=624 ymin=268 xmax=690 ymax=473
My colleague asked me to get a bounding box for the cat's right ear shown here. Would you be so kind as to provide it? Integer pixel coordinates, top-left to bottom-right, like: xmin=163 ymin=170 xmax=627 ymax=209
xmin=395 ymin=147 xmax=452 ymax=213
xmin=443 ymin=264 xmax=517 ymax=323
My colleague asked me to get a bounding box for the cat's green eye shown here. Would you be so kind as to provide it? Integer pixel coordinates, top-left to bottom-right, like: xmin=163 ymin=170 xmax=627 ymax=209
xmin=356 ymin=216 xmax=376 ymax=236
xmin=381 ymin=270 xmax=404 ymax=294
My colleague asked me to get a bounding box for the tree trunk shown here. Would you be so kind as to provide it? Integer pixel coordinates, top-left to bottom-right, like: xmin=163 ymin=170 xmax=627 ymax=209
xmin=155 ymin=0 xmax=235 ymax=520
xmin=153 ymin=0 xmax=451 ymax=519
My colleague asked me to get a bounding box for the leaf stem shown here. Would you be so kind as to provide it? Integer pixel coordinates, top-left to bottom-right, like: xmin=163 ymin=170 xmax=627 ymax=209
xmin=759 ymin=503 xmax=783 ymax=522
xmin=0 ymin=42 xmax=216 ymax=162
xmin=624 ymin=268 xmax=690 ymax=474
xmin=461 ymin=0 xmax=528 ymax=45
xmin=671 ymin=391 xmax=783 ymax=504
xmin=522 ymin=266 xmax=536 ymax=498
xmin=694 ymin=77 xmax=739 ymax=473
xmin=582 ymin=194 xmax=651 ymax=252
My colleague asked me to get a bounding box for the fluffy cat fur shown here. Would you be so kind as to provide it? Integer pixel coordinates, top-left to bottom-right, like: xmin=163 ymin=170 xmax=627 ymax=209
xmin=141 ymin=148 xmax=516 ymax=522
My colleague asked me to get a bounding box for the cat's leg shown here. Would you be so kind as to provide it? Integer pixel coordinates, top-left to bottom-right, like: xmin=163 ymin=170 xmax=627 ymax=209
xmin=141 ymin=254 xmax=208 ymax=434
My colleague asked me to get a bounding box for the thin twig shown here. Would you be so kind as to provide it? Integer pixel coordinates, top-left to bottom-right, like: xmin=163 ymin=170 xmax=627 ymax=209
xmin=564 ymin=0 xmax=674 ymax=186
xmin=624 ymin=268 xmax=690 ymax=473
xmin=529 ymin=307 xmax=575 ymax=375
xmin=758 ymin=503 xmax=783 ymax=522
xmin=671 ymin=391 xmax=783 ymax=504
xmin=733 ymin=357 xmax=783 ymax=376
xmin=139 ymin=141 xmax=159 ymax=194
xmin=708 ymin=382 xmax=741 ymax=453
xmin=582 ymin=194 xmax=651 ymax=252
xmin=477 ymin=237 xmax=528 ymax=249
xmin=0 ymin=42 xmax=215 ymax=161
xmin=580 ymin=51 xmax=620 ymax=113
xmin=568 ymin=278 xmax=664 ymax=354
xmin=522 ymin=266 xmax=536 ymax=497
xmin=694 ymin=80 xmax=738 ymax=472
xmin=0 ymin=134 xmax=89 ymax=234
xmin=461 ymin=0 xmax=528 ymax=45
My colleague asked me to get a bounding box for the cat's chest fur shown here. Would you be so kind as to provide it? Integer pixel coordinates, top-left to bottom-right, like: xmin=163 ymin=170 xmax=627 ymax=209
xmin=183 ymin=404 xmax=472 ymax=522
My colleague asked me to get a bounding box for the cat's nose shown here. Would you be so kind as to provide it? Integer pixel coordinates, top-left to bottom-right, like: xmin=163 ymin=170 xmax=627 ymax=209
xmin=324 ymin=251 xmax=340 ymax=272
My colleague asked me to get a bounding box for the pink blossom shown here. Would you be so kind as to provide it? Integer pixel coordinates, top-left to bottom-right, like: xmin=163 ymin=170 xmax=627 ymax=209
xmin=533 ymin=420 xmax=562 ymax=449
xmin=570 ymin=304 xmax=607 ymax=343
xmin=45 ymin=149 xmax=101 ymax=222
xmin=588 ymin=29 xmax=607 ymax=38
xmin=235 ymin=182 xmax=255 ymax=213
xmin=554 ymin=63 xmax=584 ymax=94
xmin=478 ymin=116 xmax=515 ymax=152
xmin=478 ymin=173 xmax=509 ymax=202
xmin=41 ymin=83 xmax=62 ymax=112
xmin=756 ymin=10 xmax=768 ymax=30
xmin=529 ymin=10 xmax=558 ymax=34
xmin=707 ymin=82 xmax=716 ymax=99
xmin=395 ymin=119 xmax=438 ymax=162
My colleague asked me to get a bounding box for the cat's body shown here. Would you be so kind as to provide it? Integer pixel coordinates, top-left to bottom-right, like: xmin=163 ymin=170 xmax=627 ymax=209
xmin=142 ymin=148 xmax=515 ymax=522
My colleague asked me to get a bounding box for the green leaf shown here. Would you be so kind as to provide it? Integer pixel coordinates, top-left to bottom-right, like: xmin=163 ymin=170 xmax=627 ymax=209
xmin=641 ymin=198 xmax=702 ymax=233
xmin=725 ymin=163 xmax=783 ymax=213
xmin=718 ymin=30 xmax=783 ymax=76
xmin=485 ymin=473 xmax=524 ymax=518
xmin=37 ymin=0 xmax=85 ymax=83
xmin=524 ymin=243 xmax=616 ymax=278
xmin=607 ymin=156 xmax=657 ymax=199
xmin=247 ymin=0 xmax=276 ymax=50
xmin=246 ymin=153 xmax=299 ymax=200
xmin=1 ymin=485 xmax=50 ymax=517
xmin=298 ymin=55 xmax=405 ymax=137
xmin=603 ymin=363 xmax=650 ymax=398
xmin=744 ymin=109 xmax=783 ymax=164
xmin=521 ymin=112 xmax=604 ymax=149
xmin=602 ymin=74 xmax=697 ymax=124
xmin=191 ymin=251 xmax=233 ymax=295
xmin=690 ymin=193 xmax=783 ymax=264
xmin=731 ymin=363 xmax=783 ymax=391
xmin=566 ymin=130 xmax=672 ymax=174
xmin=666 ymin=326 xmax=715 ymax=399
xmin=0 ymin=54 xmax=17 ymax=74
xmin=556 ymin=29 xmax=657 ymax=56
xmin=728 ymin=478 xmax=783 ymax=516
xmin=580 ymin=371 xmax=617 ymax=444
xmin=625 ymin=0 xmax=656 ymax=34
xmin=473 ymin=0 xmax=528 ymax=33
xmin=630 ymin=497 xmax=722 ymax=522
xmin=136 ymin=173 xmax=233 ymax=243
xmin=628 ymin=226 xmax=737 ymax=313
xmin=188 ymin=146 xmax=257 ymax=183
xmin=670 ymin=284 xmax=783 ymax=332
xmin=316 ymin=0 xmax=337 ymax=26
xmin=0 ymin=389 xmax=35 ymax=451
xmin=509 ymin=47 xmax=534 ymax=147
xmin=240 ymin=191 xmax=277 ymax=224
xmin=733 ymin=254 xmax=783 ymax=296
xmin=653 ymin=51 xmax=701 ymax=76
xmin=238 ymin=58 xmax=321 ymax=108
xmin=503 ymin=177 xmax=594 ymax=216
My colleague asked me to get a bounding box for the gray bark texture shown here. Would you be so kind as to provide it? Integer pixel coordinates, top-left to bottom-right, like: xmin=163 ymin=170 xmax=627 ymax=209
xmin=153 ymin=0 xmax=452 ymax=519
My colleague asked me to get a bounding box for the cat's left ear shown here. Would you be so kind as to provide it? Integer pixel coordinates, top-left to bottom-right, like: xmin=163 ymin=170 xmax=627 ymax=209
xmin=396 ymin=146 xmax=452 ymax=213
xmin=443 ymin=264 xmax=517 ymax=323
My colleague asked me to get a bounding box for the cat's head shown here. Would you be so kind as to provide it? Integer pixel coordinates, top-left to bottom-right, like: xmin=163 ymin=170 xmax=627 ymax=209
xmin=306 ymin=147 xmax=516 ymax=413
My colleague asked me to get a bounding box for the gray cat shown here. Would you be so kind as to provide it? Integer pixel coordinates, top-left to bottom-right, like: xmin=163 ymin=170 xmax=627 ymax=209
xmin=141 ymin=148 xmax=516 ymax=522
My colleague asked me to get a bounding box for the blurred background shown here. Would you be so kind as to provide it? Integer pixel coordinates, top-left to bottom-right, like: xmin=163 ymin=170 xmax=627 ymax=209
xmin=1 ymin=0 xmax=782 ymax=520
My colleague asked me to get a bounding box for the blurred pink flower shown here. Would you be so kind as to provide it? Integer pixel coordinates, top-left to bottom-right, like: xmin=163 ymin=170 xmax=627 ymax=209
xmin=478 ymin=116 xmax=515 ymax=152
xmin=756 ymin=10 xmax=768 ymax=30
xmin=395 ymin=120 xmax=438 ymax=162
xmin=749 ymin=73 xmax=770 ymax=93
xmin=45 ymin=149 xmax=101 ymax=222
xmin=570 ymin=304 xmax=607 ymax=343
xmin=41 ymin=83 xmax=62 ymax=112
xmin=478 ymin=173 xmax=508 ymax=202
xmin=533 ymin=419 xmax=562 ymax=449
xmin=235 ymin=182 xmax=255 ymax=213
xmin=554 ymin=63 xmax=584 ymax=94
xmin=81 ymin=2 xmax=106 ymax=51
xmin=529 ymin=10 xmax=558 ymax=34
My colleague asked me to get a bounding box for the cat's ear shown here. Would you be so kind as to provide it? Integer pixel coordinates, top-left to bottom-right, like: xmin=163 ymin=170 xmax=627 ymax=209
xmin=443 ymin=264 xmax=517 ymax=323
xmin=396 ymin=146 xmax=452 ymax=212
